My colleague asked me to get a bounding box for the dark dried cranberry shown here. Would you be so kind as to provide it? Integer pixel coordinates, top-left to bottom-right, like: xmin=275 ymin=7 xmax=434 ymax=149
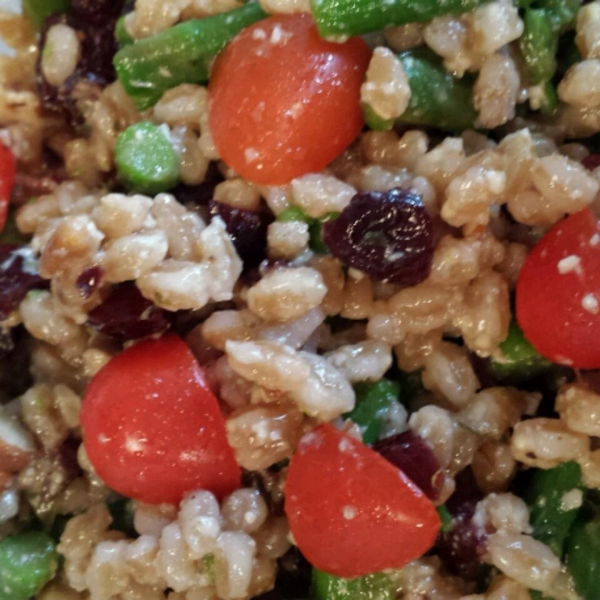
xmin=172 ymin=162 xmax=225 ymax=208
xmin=76 ymin=266 xmax=104 ymax=299
xmin=322 ymin=188 xmax=434 ymax=286
xmin=0 ymin=245 xmax=48 ymax=320
xmin=209 ymin=201 xmax=273 ymax=269
xmin=87 ymin=283 xmax=170 ymax=341
xmin=373 ymin=430 xmax=443 ymax=501
xmin=71 ymin=0 xmax=124 ymax=20
xmin=583 ymin=154 xmax=600 ymax=171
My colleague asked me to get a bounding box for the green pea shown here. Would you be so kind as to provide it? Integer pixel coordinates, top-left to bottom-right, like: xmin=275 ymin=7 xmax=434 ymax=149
xmin=0 ymin=532 xmax=58 ymax=600
xmin=115 ymin=122 xmax=180 ymax=195
xmin=312 ymin=568 xmax=394 ymax=600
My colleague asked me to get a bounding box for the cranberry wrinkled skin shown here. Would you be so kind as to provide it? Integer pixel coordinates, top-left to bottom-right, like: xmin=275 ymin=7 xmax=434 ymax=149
xmin=322 ymin=188 xmax=434 ymax=286
xmin=373 ymin=430 xmax=443 ymax=501
xmin=76 ymin=266 xmax=104 ymax=300
xmin=87 ymin=283 xmax=169 ymax=341
xmin=0 ymin=245 xmax=48 ymax=320
xmin=209 ymin=201 xmax=272 ymax=269
xmin=582 ymin=154 xmax=600 ymax=171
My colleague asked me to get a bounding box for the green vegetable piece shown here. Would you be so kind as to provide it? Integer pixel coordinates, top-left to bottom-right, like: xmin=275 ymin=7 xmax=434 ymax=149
xmin=23 ymin=0 xmax=70 ymax=29
xmin=519 ymin=9 xmax=558 ymax=85
xmin=362 ymin=103 xmax=395 ymax=132
xmin=276 ymin=206 xmax=313 ymax=225
xmin=489 ymin=320 xmax=552 ymax=383
xmin=0 ymin=209 xmax=29 ymax=245
xmin=437 ymin=505 xmax=453 ymax=534
xmin=397 ymin=50 xmax=478 ymax=132
xmin=311 ymin=568 xmax=394 ymax=600
xmin=310 ymin=212 xmax=340 ymax=255
xmin=538 ymin=81 xmax=558 ymax=117
xmin=108 ymin=497 xmax=136 ymax=538
xmin=310 ymin=0 xmax=488 ymax=38
xmin=114 ymin=3 xmax=267 ymax=110
xmin=344 ymin=379 xmax=400 ymax=444
xmin=115 ymin=122 xmax=180 ymax=194
xmin=538 ymin=0 xmax=580 ymax=33
xmin=527 ymin=461 xmax=585 ymax=557
xmin=566 ymin=515 xmax=600 ymax=599
xmin=0 ymin=532 xmax=58 ymax=600
xmin=115 ymin=16 xmax=135 ymax=48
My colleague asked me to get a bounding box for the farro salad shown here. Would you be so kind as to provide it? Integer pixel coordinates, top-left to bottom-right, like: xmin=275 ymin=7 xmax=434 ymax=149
xmin=0 ymin=0 xmax=600 ymax=598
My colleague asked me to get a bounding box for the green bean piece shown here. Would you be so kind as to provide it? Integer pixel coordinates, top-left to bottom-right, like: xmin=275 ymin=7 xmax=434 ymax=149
xmin=23 ymin=0 xmax=70 ymax=29
xmin=489 ymin=319 xmax=552 ymax=383
xmin=566 ymin=514 xmax=600 ymax=600
xmin=344 ymin=379 xmax=401 ymax=444
xmin=520 ymin=9 xmax=558 ymax=85
xmin=115 ymin=122 xmax=180 ymax=195
xmin=526 ymin=461 xmax=585 ymax=557
xmin=115 ymin=16 xmax=135 ymax=48
xmin=0 ymin=532 xmax=58 ymax=600
xmin=538 ymin=0 xmax=580 ymax=33
xmin=437 ymin=505 xmax=453 ymax=533
xmin=276 ymin=206 xmax=313 ymax=225
xmin=397 ymin=51 xmax=478 ymax=132
xmin=310 ymin=0 xmax=488 ymax=38
xmin=311 ymin=568 xmax=395 ymax=600
xmin=0 ymin=209 xmax=29 ymax=245
xmin=538 ymin=81 xmax=558 ymax=117
xmin=108 ymin=497 xmax=136 ymax=537
xmin=114 ymin=3 xmax=267 ymax=110
xmin=310 ymin=212 xmax=340 ymax=255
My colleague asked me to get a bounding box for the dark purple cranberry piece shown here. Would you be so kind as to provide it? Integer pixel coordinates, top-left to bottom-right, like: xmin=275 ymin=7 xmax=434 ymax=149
xmin=209 ymin=201 xmax=273 ymax=269
xmin=71 ymin=0 xmax=124 ymax=20
xmin=322 ymin=188 xmax=434 ymax=287
xmin=172 ymin=162 xmax=225 ymax=208
xmin=87 ymin=283 xmax=170 ymax=341
xmin=0 ymin=245 xmax=49 ymax=320
xmin=373 ymin=430 xmax=443 ymax=501
xmin=76 ymin=266 xmax=104 ymax=300
xmin=583 ymin=154 xmax=600 ymax=171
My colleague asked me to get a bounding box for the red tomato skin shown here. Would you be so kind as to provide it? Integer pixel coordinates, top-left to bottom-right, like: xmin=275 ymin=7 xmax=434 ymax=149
xmin=81 ymin=335 xmax=240 ymax=505
xmin=517 ymin=208 xmax=600 ymax=369
xmin=285 ymin=424 xmax=441 ymax=579
xmin=0 ymin=145 xmax=15 ymax=232
xmin=209 ymin=14 xmax=371 ymax=186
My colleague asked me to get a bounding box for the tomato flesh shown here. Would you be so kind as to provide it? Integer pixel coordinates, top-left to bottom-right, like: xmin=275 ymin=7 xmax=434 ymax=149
xmin=209 ymin=14 xmax=371 ymax=186
xmin=285 ymin=424 xmax=440 ymax=578
xmin=81 ymin=335 xmax=240 ymax=504
xmin=0 ymin=145 xmax=15 ymax=233
xmin=516 ymin=208 xmax=600 ymax=369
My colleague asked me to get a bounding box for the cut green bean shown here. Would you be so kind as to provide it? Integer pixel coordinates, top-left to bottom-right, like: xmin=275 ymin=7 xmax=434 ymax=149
xmin=0 ymin=532 xmax=58 ymax=600
xmin=23 ymin=0 xmax=70 ymax=29
xmin=437 ymin=505 xmax=453 ymax=533
xmin=538 ymin=81 xmax=558 ymax=117
xmin=115 ymin=122 xmax=180 ymax=195
xmin=538 ymin=0 xmax=580 ymax=33
xmin=397 ymin=51 xmax=478 ymax=131
xmin=311 ymin=567 xmax=395 ymax=600
xmin=114 ymin=3 xmax=267 ymax=110
xmin=526 ymin=461 xmax=585 ymax=557
xmin=566 ymin=513 xmax=600 ymax=600
xmin=310 ymin=212 xmax=340 ymax=255
xmin=520 ymin=9 xmax=558 ymax=85
xmin=489 ymin=319 xmax=552 ymax=383
xmin=310 ymin=0 xmax=488 ymax=38
xmin=276 ymin=206 xmax=313 ymax=225
xmin=344 ymin=379 xmax=401 ymax=444
xmin=362 ymin=103 xmax=395 ymax=132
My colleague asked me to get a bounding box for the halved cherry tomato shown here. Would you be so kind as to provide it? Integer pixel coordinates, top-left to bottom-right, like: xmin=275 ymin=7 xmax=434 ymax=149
xmin=516 ymin=208 xmax=600 ymax=369
xmin=81 ymin=335 xmax=240 ymax=504
xmin=209 ymin=14 xmax=371 ymax=186
xmin=285 ymin=424 xmax=440 ymax=579
xmin=0 ymin=145 xmax=15 ymax=233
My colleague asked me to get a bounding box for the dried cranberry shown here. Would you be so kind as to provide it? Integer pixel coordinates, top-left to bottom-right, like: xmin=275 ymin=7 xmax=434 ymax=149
xmin=0 ymin=245 xmax=49 ymax=320
xmin=582 ymin=154 xmax=600 ymax=171
xmin=322 ymin=188 xmax=434 ymax=286
xmin=71 ymin=0 xmax=124 ymax=20
xmin=373 ymin=430 xmax=443 ymax=501
xmin=87 ymin=283 xmax=170 ymax=341
xmin=76 ymin=266 xmax=104 ymax=300
xmin=209 ymin=201 xmax=273 ymax=269
xmin=172 ymin=162 xmax=225 ymax=208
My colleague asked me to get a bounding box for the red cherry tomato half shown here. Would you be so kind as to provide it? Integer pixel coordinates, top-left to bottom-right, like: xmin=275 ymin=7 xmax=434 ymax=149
xmin=517 ymin=208 xmax=600 ymax=369
xmin=0 ymin=144 xmax=15 ymax=232
xmin=209 ymin=14 xmax=371 ymax=186
xmin=81 ymin=335 xmax=240 ymax=504
xmin=285 ymin=424 xmax=440 ymax=579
